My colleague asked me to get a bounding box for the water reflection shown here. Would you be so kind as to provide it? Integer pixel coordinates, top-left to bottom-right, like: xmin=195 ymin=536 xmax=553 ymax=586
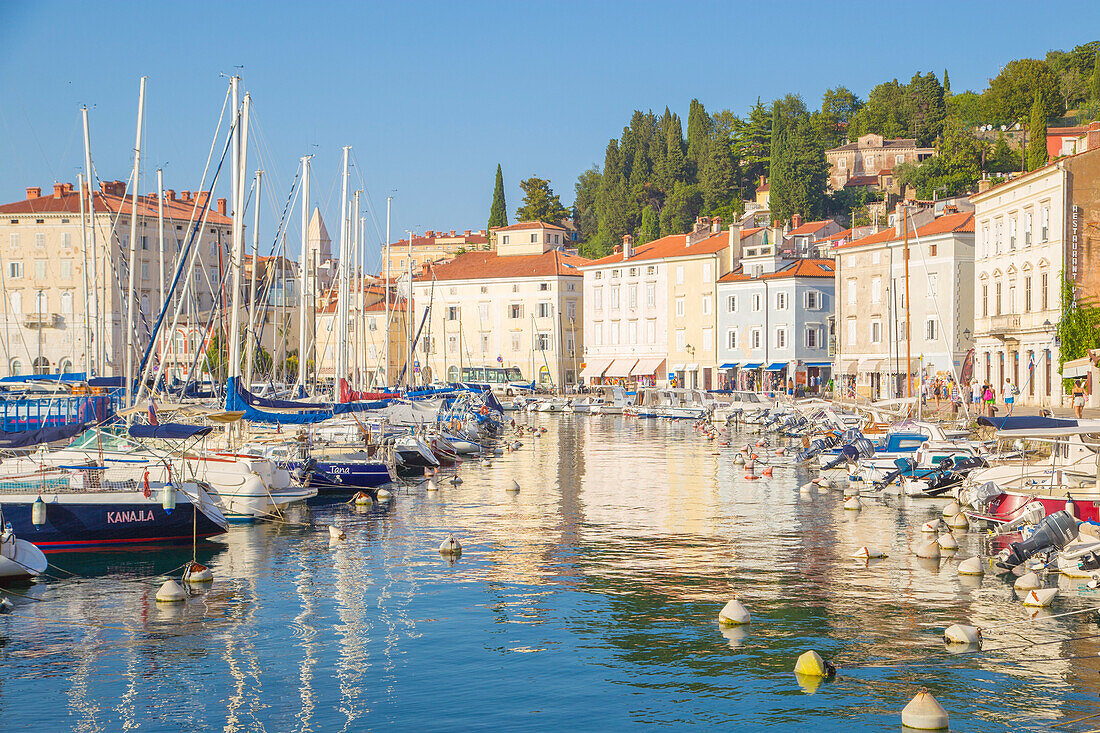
xmin=0 ymin=417 xmax=1095 ymax=730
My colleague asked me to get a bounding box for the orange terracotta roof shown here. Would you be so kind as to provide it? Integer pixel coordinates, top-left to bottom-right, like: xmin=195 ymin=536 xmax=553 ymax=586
xmin=787 ymin=220 xmax=833 ymax=236
xmin=584 ymin=230 xmax=734 ymax=267
xmin=490 ymin=220 xmax=566 ymax=232
xmin=813 ymin=227 xmax=854 ymax=244
xmin=837 ymin=212 xmax=974 ymax=249
xmin=0 ymin=188 xmax=233 ymax=225
xmin=740 ymin=226 xmax=765 ymax=238
xmin=414 ymin=249 xmax=588 ymax=282
xmin=718 ymin=258 xmax=836 ymax=283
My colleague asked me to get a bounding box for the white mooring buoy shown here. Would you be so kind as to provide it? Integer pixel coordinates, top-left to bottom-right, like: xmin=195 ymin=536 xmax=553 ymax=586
xmin=1022 ymin=587 xmax=1058 ymax=607
xmin=439 ymin=534 xmax=462 ymax=557
xmin=507 ymin=479 xmax=520 ymax=493
xmin=426 ymin=479 xmax=439 ymax=493
xmin=328 ymin=525 xmax=346 ymax=541
xmin=937 ymin=533 xmax=958 ymax=551
xmin=451 ymin=475 xmax=463 ymax=485
xmin=914 ymin=540 xmax=941 ymax=559
xmin=718 ymin=598 xmax=751 ymax=626
xmin=942 ymin=500 xmax=960 ymax=518
xmin=901 ymin=687 xmax=950 ymax=730
xmin=943 ymin=623 xmax=982 ymax=646
xmin=921 ymin=520 xmax=943 ymax=533
xmin=353 ymin=491 xmax=373 ymax=507
xmin=957 ymin=557 xmax=985 ymax=576
xmin=156 ymin=580 xmax=188 ymax=603
xmin=949 ymin=513 xmax=970 ymax=531
xmin=183 ymin=562 xmax=213 ymax=584
xmin=1014 ymin=572 xmax=1041 ymax=592
xmin=843 ymin=496 xmax=862 ymax=511
xmin=851 ymin=546 xmax=887 ymax=559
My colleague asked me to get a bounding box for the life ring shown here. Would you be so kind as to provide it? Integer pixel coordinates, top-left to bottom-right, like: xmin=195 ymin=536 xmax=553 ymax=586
xmin=143 ymin=470 xmax=151 ymax=498
xmin=480 ymin=406 xmax=489 ymax=416
xmin=505 ymin=388 xmax=513 ymax=397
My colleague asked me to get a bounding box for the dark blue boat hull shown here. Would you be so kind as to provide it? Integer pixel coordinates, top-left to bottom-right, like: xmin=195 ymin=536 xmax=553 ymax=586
xmin=0 ymin=500 xmax=226 ymax=552
xmin=282 ymin=460 xmax=392 ymax=495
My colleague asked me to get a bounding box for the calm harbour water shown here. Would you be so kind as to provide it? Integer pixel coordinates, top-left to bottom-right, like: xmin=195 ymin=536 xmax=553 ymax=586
xmin=2 ymin=415 xmax=1099 ymax=731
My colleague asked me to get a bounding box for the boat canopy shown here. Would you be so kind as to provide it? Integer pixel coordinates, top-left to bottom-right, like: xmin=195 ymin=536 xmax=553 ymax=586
xmin=129 ymin=423 xmax=214 ymax=440
xmin=0 ymin=422 xmax=86 ymax=449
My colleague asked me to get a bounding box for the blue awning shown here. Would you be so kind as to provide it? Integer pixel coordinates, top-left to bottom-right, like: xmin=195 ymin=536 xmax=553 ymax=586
xmin=741 ymin=363 xmax=762 ymax=370
xmin=765 ymin=362 xmax=788 ymax=371
xmin=719 ymin=362 xmax=739 ymax=369
xmin=805 ymin=361 xmax=832 ymax=368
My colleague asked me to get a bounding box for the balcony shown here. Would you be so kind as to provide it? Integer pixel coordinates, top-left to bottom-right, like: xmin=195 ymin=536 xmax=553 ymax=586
xmin=23 ymin=313 xmax=60 ymax=329
xmin=987 ymin=314 xmax=1021 ymax=340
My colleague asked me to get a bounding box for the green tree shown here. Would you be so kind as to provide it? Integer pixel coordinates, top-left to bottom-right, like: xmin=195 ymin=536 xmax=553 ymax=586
xmin=1092 ymin=50 xmax=1100 ymax=103
xmin=659 ymin=183 xmax=702 ymax=236
xmin=983 ymin=58 xmax=1063 ymax=124
xmin=849 ymin=79 xmax=910 ymax=138
xmin=946 ymin=91 xmax=989 ymax=125
xmin=988 ymin=135 xmax=1022 ymax=174
xmin=700 ymin=135 xmax=736 ymax=213
xmin=908 ymin=71 xmax=946 ymax=146
xmin=820 ymin=86 xmax=862 ymax=147
xmin=283 ymin=351 xmax=299 ymax=382
xmin=573 ymin=166 xmax=601 ymax=242
xmin=1060 ymin=67 xmax=1089 ymax=110
xmin=203 ymin=332 xmax=227 ymax=382
xmin=943 ymin=68 xmax=951 ymax=96
xmin=893 ymin=123 xmax=983 ymax=198
xmin=1027 ymin=94 xmax=1048 ymax=171
xmin=515 ymin=176 xmax=568 ymax=224
xmin=487 ymin=164 xmax=507 ymax=231
xmin=730 ymin=99 xmax=772 ymax=195
xmin=637 ymin=204 xmax=660 ymax=244
xmin=685 ymin=98 xmax=712 ymax=178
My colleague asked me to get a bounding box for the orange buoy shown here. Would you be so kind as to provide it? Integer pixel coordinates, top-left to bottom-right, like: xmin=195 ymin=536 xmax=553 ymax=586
xmin=762 ymin=467 xmax=773 ymax=477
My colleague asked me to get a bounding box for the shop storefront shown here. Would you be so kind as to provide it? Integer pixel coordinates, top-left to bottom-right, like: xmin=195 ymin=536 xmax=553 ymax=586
xmin=631 ymin=358 xmax=665 ymax=388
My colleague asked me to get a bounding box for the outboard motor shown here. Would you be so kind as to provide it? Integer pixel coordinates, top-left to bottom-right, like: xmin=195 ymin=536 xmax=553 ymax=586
xmin=996 ymin=510 xmax=1078 ymax=569
xmin=822 ymin=437 xmax=876 ymax=470
xmin=874 ymin=457 xmax=915 ymax=489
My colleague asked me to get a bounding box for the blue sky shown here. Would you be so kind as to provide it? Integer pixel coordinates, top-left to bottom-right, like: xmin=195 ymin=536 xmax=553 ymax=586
xmin=1 ymin=1 xmax=1097 ymax=270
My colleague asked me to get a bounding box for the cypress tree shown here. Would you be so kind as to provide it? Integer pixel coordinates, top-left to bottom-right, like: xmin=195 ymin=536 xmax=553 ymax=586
xmin=1027 ymin=94 xmax=1048 ymax=171
xmin=488 ymin=164 xmax=508 ymax=231
xmin=943 ymin=68 xmax=951 ymax=96
xmin=686 ymin=99 xmax=712 ymax=179
xmin=638 ymin=205 xmax=660 ymax=244
xmin=1092 ymin=50 xmax=1100 ymax=103
xmin=701 ymin=136 xmax=735 ymax=213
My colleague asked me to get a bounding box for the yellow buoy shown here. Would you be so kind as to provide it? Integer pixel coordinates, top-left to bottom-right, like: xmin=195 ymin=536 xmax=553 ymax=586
xmin=793 ymin=650 xmax=833 ymax=678
xmin=718 ymin=598 xmax=750 ymax=626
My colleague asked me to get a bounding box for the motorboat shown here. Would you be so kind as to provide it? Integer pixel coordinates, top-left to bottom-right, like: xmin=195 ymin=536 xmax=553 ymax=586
xmin=0 ymin=508 xmax=47 ymax=579
xmin=589 ymin=386 xmax=634 ymax=415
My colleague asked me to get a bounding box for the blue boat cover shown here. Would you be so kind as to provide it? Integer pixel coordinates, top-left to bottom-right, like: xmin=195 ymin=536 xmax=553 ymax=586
xmin=89 ymin=376 xmax=124 ymax=388
xmin=0 ymin=373 xmax=88 ymax=383
xmin=0 ymin=422 xmax=86 ymax=449
xmin=129 ymin=423 xmax=214 ymax=440
xmin=977 ymin=415 xmax=1079 ymax=431
xmin=483 ymin=390 xmax=504 ymax=414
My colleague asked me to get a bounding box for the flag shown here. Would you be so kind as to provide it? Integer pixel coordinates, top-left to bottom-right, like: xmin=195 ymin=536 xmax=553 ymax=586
xmin=148 ymin=399 xmax=159 ymax=426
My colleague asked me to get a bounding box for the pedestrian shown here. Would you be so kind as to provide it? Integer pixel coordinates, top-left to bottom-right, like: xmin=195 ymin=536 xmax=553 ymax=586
xmin=971 ymin=380 xmax=981 ymax=405
xmin=982 ymin=383 xmax=996 ymax=417
xmin=1004 ymin=378 xmax=1017 ymax=413
xmin=934 ymin=379 xmax=942 ymax=409
xmin=1072 ymin=378 xmax=1088 ymax=419
xmin=950 ymin=380 xmax=961 ymax=418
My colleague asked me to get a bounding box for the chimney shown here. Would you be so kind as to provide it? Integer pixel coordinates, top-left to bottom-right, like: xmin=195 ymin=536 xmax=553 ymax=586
xmin=711 ymin=216 xmax=722 ymax=234
xmin=727 ymin=223 xmax=742 ymax=266
xmin=464 ymin=229 xmax=471 ymax=237
xmin=165 ymin=189 xmax=176 ymax=201
xmin=195 ymin=191 xmax=210 ymax=210
xmin=622 ymin=234 xmax=634 ymax=259
xmin=894 ymin=203 xmax=906 ymax=237
xmin=52 ymin=183 xmax=65 ymax=199
xmin=62 ymin=182 xmax=73 ymax=194
xmin=216 ymin=197 xmax=227 ymax=215
xmin=1088 ymin=121 xmax=1100 ymax=152
xmin=978 ymin=179 xmax=993 ymax=193
xmin=180 ymin=190 xmax=191 ymax=201
xmin=613 ymin=244 xmax=622 ymax=253
xmin=26 ymin=186 xmax=41 ymax=200
xmin=791 ymin=213 xmax=802 ymax=229
xmin=759 ymin=175 xmax=766 ymax=188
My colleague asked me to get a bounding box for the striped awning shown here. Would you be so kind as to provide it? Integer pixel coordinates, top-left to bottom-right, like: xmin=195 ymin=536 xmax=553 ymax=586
xmin=605 ymin=358 xmax=638 ymax=378
xmin=580 ymin=358 xmax=612 ymax=379
xmin=631 ymin=358 xmax=665 ymax=376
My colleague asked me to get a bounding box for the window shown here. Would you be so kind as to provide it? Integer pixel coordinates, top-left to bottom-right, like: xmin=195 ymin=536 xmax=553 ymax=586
xmin=141 ymin=235 xmax=149 ymax=251
xmin=141 ymin=262 xmax=148 ymax=279
xmin=675 ymin=266 xmax=684 ymax=284
xmin=926 ymin=273 xmax=937 ymax=298
xmin=871 ymin=320 xmax=882 ymax=343
xmin=60 ymin=259 xmax=72 ymax=280
xmin=8 ymin=262 xmax=22 ymax=279
xmin=628 ymin=320 xmax=638 ymax=345
xmin=538 ymin=302 xmax=552 ymax=318
xmin=1024 ymin=276 xmax=1032 ymax=312
xmin=594 ymin=288 xmax=603 ymax=311
xmin=703 ymin=263 xmax=713 ymax=281
xmin=839 ymin=157 xmax=847 ymax=170
xmin=9 ymin=233 xmax=19 ymax=249
xmin=646 ymin=265 xmax=656 ymax=275
xmin=566 ymin=300 xmax=576 ymax=320
xmin=776 ymin=292 xmax=787 ymax=310
xmin=627 ymin=284 xmax=637 ymax=308
xmin=34 ymin=233 xmax=45 ymax=249
xmin=646 ymin=283 xmax=655 ymax=308
xmin=805 ymin=290 xmax=819 ymax=310
xmin=594 ymin=271 xmax=602 ymax=280
xmin=727 ymin=295 xmax=737 ymax=312
xmin=752 ymin=294 xmax=761 ymax=312
xmin=10 ymin=358 xmax=22 ymax=376
xmin=628 ymin=267 xmax=637 ymax=277
xmin=480 ymin=285 xmax=489 ymax=294
xmin=864 ymin=154 xmax=875 ymax=169
xmin=34 ymin=290 xmax=47 ymax=313
xmin=702 ymin=295 xmax=712 ymax=315
xmin=502 ymin=235 xmax=510 ymax=245
xmin=926 ymin=318 xmax=937 ymax=341
xmin=675 ymin=329 xmax=686 ymax=351
xmin=1008 ymin=284 xmax=1016 ymax=313
xmin=872 ymin=252 xmax=880 ymax=265
xmin=510 ymin=333 xmax=521 ymax=351
xmin=994 ymin=281 xmax=1002 ymax=316
xmin=610 ymin=286 xmax=620 ymax=309
xmin=509 ymin=304 xmax=523 ymax=319
xmin=675 ymin=297 xmax=685 ymax=317
xmin=728 ymin=329 xmax=738 ymax=349
xmin=480 ymin=334 xmax=489 ymax=353
xmin=1009 ymin=216 xmax=1016 ymax=250
xmin=611 ymin=321 xmax=620 ymax=345
xmin=870 ymin=277 xmax=881 ymax=303
xmin=566 ymin=332 xmax=574 ymax=354
xmin=846 ymin=317 xmax=856 ymax=345
xmin=847 ymin=278 xmax=857 ymax=305
xmin=446 ymin=306 xmax=459 ymax=321
xmin=806 ymin=327 xmax=818 ymax=348
xmin=645 ymin=319 xmax=655 ymax=343
xmin=895 ymin=154 xmax=905 ymax=166
xmin=140 ymin=293 xmax=150 ymax=315
xmin=1024 ymin=210 xmax=1032 ymax=246
xmin=447 ymin=335 xmax=458 ymax=354
xmin=449 ymin=287 xmax=457 ymax=296
xmin=981 ymin=225 xmax=989 ymax=258
xmin=701 ymin=326 xmax=712 ymax=350
xmin=776 ymin=328 xmax=787 ymax=348
xmin=61 ymin=232 xmax=71 ymax=249
xmin=751 ymin=329 xmax=761 ymax=349
xmin=592 ymin=323 xmax=602 ymax=346
xmin=530 ymin=233 xmax=538 ymax=243
xmin=34 ymin=260 xmax=46 ymax=279
xmin=566 ymin=282 xmax=576 ymax=292
xmin=1041 ymin=272 xmax=1049 ymax=310
xmin=995 ymin=220 xmax=1002 ymax=254
xmin=982 ymin=284 xmax=988 ymax=317
xmin=611 ymin=269 xmax=620 ymax=279
xmin=539 ymin=282 xmax=550 ymax=291
xmin=1040 ymin=204 xmax=1049 ymax=241
xmin=10 ymin=291 xmax=21 ymax=313
xmin=478 ymin=303 xmax=489 ymax=321
xmin=929 ymin=244 xmax=937 ymax=256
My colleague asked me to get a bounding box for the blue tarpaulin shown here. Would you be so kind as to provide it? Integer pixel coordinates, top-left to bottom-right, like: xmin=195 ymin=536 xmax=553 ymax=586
xmin=0 ymin=422 xmax=86 ymax=449
xmin=977 ymin=416 xmax=1079 ymax=431
xmin=129 ymin=423 xmax=214 ymax=440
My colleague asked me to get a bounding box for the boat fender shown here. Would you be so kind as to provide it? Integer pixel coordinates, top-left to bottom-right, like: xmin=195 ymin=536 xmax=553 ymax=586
xmin=143 ymin=470 xmax=151 ymax=499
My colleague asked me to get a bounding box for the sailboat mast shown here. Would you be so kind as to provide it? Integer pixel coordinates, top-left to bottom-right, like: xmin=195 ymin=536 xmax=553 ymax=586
xmin=124 ymin=75 xmax=147 ymax=407
xmin=335 ymin=146 xmax=350 ymax=396
xmin=351 ymin=190 xmax=361 ymax=390
xmin=359 ymin=213 xmax=367 ymax=390
xmin=296 ymin=155 xmax=311 ymax=393
xmin=903 ymin=204 xmax=912 ymax=400
xmin=156 ymin=168 xmax=165 ymax=384
xmin=406 ymin=228 xmax=413 ymax=388
xmin=77 ymin=173 xmax=92 ymax=376
xmin=384 ymin=195 xmax=391 ymax=388
xmin=227 ymin=93 xmax=251 ymax=390
xmin=80 ymin=107 xmax=99 ymax=376
xmin=245 ymin=169 xmax=262 ymax=389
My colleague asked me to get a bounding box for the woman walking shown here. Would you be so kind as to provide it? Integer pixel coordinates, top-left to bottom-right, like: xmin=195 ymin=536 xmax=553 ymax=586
xmin=1072 ymin=378 xmax=1088 ymax=419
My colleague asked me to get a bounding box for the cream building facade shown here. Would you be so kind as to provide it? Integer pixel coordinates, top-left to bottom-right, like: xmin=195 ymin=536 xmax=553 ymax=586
xmin=411 ymin=223 xmax=586 ymax=388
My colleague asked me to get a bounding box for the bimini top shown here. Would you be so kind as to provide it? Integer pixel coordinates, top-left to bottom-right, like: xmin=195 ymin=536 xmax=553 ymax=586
xmin=129 ymin=423 xmax=214 ymax=440
xmin=978 ymin=415 xmax=1100 ymax=437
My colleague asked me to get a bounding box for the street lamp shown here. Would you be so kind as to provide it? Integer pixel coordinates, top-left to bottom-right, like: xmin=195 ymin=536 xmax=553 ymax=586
xmin=962 ymin=328 xmax=971 ymax=341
